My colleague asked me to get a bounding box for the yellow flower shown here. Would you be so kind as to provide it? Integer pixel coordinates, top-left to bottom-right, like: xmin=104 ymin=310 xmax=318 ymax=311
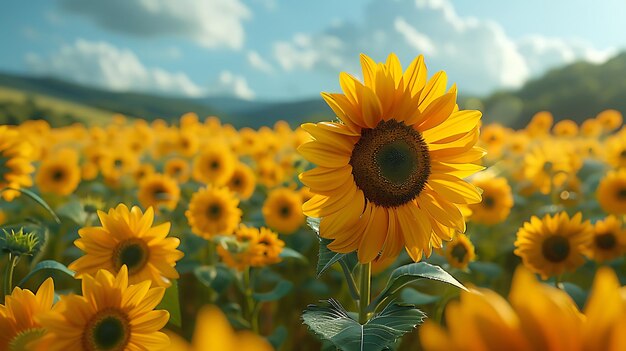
xmin=525 ymin=111 xmax=553 ymax=137
xmin=69 ymin=204 xmax=184 ymax=287
xmin=256 ymin=158 xmax=285 ymax=188
xmin=133 ymin=163 xmax=156 ymax=183
xmin=138 ymin=173 xmax=181 ymax=212
xmin=524 ymin=141 xmax=581 ymax=195
xmin=420 ymin=266 xmax=584 ymax=351
xmin=514 ymin=212 xmax=592 ymax=279
xmin=262 ymin=187 xmax=304 ymax=235
xmin=468 ymin=177 xmax=513 ymax=225
xmin=584 ymin=215 xmax=626 ymax=262
xmin=164 ymin=157 xmax=191 ymax=183
xmin=604 ymin=133 xmax=626 ymax=169
xmin=192 ymin=143 xmax=236 ymax=185
xmin=227 ymin=162 xmax=257 ymax=200
xmin=38 ymin=266 xmax=170 ymax=351
xmin=480 ymin=123 xmax=507 ymax=159
xmin=596 ymin=109 xmax=623 ymax=132
xmin=299 ymin=53 xmax=484 ymax=263
xmin=0 ymin=278 xmax=54 ymax=350
xmin=35 ymin=149 xmax=81 ymax=196
xmin=597 ymin=169 xmax=626 ymax=215
xmin=552 ymin=119 xmax=579 ymax=137
xmin=217 ymin=225 xmax=284 ymax=271
xmin=177 ymin=131 xmax=200 ymax=157
xmin=164 ymin=305 xmax=273 ymax=351
xmin=580 ymin=118 xmax=602 ymax=137
xmin=444 ymin=234 xmax=475 ymax=270
xmin=186 ymin=186 xmax=242 ymax=238
xmin=0 ymin=126 xmax=34 ymax=201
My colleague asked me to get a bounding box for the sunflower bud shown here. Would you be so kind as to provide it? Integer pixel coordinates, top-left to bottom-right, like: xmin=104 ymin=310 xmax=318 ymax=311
xmin=1 ymin=228 xmax=39 ymax=257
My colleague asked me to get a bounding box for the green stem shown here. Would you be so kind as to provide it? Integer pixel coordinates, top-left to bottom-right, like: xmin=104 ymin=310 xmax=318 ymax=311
xmin=339 ymin=260 xmax=360 ymax=301
xmin=3 ymin=255 xmax=19 ymax=300
xmin=243 ymin=267 xmax=259 ymax=333
xmin=358 ymin=262 xmax=371 ymax=324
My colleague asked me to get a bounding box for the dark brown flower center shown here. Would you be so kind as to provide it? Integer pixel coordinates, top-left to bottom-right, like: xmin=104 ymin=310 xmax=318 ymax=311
xmin=450 ymin=243 xmax=468 ymax=263
xmin=542 ymin=235 xmax=570 ymax=263
xmin=113 ymin=239 xmax=149 ymax=274
xmin=482 ymin=196 xmax=495 ymax=209
xmin=617 ymin=188 xmax=626 ymax=200
xmin=595 ymin=232 xmax=617 ymax=250
xmin=207 ymin=203 xmax=222 ymax=219
xmin=52 ymin=168 xmax=65 ymax=181
xmin=83 ymin=308 xmax=130 ymax=351
xmin=279 ymin=205 xmax=291 ymax=218
xmin=350 ymin=120 xmax=430 ymax=208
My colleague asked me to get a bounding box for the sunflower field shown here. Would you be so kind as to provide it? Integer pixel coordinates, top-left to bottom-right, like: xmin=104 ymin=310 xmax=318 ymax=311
xmin=2 ymin=53 xmax=626 ymax=351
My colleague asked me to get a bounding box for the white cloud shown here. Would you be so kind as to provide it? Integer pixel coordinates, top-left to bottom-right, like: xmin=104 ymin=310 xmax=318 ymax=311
xmin=247 ymin=50 xmax=274 ymax=73
xmin=215 ymin=71 xmax=256 ymax=100
xmin=59 ymin=0 xmax=251 ymax=50
xmin=26 ymin=39 xmax=204 ymax=97
xmin=271 ymin=0 xmax=615 ymax=94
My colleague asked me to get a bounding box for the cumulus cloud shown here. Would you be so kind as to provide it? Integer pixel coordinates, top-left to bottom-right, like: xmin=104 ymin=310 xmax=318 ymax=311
xmin=59 ymin=0 xmax=251 ymax=50
xmin=214 ymin=71 xmax=256 ymax=100
xmin=26 ymin=39 xmax=204 ymax=96
xmin=247 ymin=50 xmax=274 ymax=73
xmin=272 ymin=0 xmax=614 ymax=94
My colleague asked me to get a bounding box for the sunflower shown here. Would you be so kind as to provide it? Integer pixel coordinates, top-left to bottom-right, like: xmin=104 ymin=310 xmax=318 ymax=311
xmin=69 ymin=204 xmax=184 ymax=287
xmin=38 ymin=266 xmax=170 ymax=351
xmin=514 ymin=212 xmax=592 ymax=279
xmin=186 ymin=185 xmax=242 ymax=239
xmin=597 ymin=169 xmax=626 ymax=215
xmin=227 ymin=162 xmax=256 ymax=200
xmin=580 ymin=118 xmax=602 ymax=137
xmin=177 ymin=131 xmax=200 ymax=157
xmin=444 ymin=234 xmax=475 ymax=270
xmin=299 ymin=53 xmax=484 ymax=263
xmin=420 ymin=266 xmax=585 ymax=351
xmin=138 ymin=173 xmax=181 ymax=212
xmin=133 ymin=163 xmax=155 ymax=183
xmin=217 ymin=225 xmax=284 ymax=271
xmin=523 ymin=141 xmax=581 ymax=195
xmin=0 ymin=278 xmax=54 ymax=350
xmin=163 ymin=305 xmax=273 ymax=351
xmin=0 ymin=126 xmax=34 ymax=201
xmin=262 ymin=187 xmax=304 ymax=235
xmin=299 ymin=186 xmax=314 ymax=203
xmin=596 ymin=109 xmax=623 ymax=132
xmin=480 ymin=123 xmax=507 ymax=159
xmin=192 ymin=143 xmax=236 ymax=185
xmin=256 ymin=158 xmax=285 ymax=188
xmin=164 ymin=157 xmax=191 ymax=183
xmin=584 ymin=216 xmax=626 ymax=262
xmin=468 ymin=177 xmax=513 ymax=225
xmin=604 ymin=134 xmax=626 ymax=169
xmin=552 ymin=119 xmax=578 ymax=137
xmin=35 ymin=149 xmax=81 ymax=196
xmin=525 ymin=111 xmax=553 ymax=137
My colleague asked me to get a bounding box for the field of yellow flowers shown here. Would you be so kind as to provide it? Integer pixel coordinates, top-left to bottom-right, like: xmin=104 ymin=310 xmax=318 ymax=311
xmin=2 ymin=53 xmax=626 ymax=351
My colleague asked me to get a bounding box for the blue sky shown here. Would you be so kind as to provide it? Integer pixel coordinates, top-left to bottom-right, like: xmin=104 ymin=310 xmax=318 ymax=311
xmin=1 ymin=0 xmax=625 ymax=100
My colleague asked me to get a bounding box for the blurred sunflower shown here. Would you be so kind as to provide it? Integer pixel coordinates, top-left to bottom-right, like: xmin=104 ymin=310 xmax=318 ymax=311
xmin=35 ymin=149 xmax=81 ymax=196
xmin=514 ymin=212 xmax=592 ymax=279
xmin=164 ymin=305 xmax=273 ymax=351
xmin=444 ymin=234 xmax=475 ymax=270
xmin=552 ymin=119 xmax=579 ymax=137
xmin=525 ymin=111 xmax=553 ymax=137
xmin=217 ymin=225 xmax=284 ymax=271
xmin=262 ymin=187 xmax=304 ymax=235
xmin=505 ymin=132 xmax=529 ymax=156
xmin=227 ymin=162 xmax=256 ymax=200
xmin=584 ymin=216 xmax=626 ymax=262
xmin=177 ymin=131 xmax=200 ymax=157
xmin=299 ymin=53 xmax=484 ymax=263
xmin=597 ymin=169 xmax=626 ymax=215
xmin=138 ymin=173 xmax=181 ymax=212
xmin=596 ymin=109 xmax=623 ymax=132
xmin=604 ymin=134 xmax=626 ymax=169
xmin=0 ymin=278 xmax=54 ymax=350
xmin=99 ymin=150 xmax=139 ymax=183
xmin=523 ymin=142 xmax=581 ymax=195
xmin=38 ymin=266 xmax=170 ymax=351
xmin=468 ymin=177 xmax=513 ymax=225
xmin=186 ymin=186 xmax=242 ymax=238
xmin=69 ymin=204 xmax=183 ymax=287
xmin=256 ymin=158 xmax=285 ymax=188
xmin=165 ymin=157 xmax=191 ymax=183
xmin=0 ymin=126 xmax=34 ymax=201
xmin=192 ymin=143 xmax=236 ymax=185
xmin=133 ymin=163 xmax=156 ymax=183
xmin=580 ymin=118 xmax=602 ymax=137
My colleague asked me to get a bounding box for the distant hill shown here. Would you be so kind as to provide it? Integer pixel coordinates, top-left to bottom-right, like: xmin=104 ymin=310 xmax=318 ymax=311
xmin=481 ymin=52 xmax=626 ymax=128
xmin=2 ymin=52 xmax=626 ymax=128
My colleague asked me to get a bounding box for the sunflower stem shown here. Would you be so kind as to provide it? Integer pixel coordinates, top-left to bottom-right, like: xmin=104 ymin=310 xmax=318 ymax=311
xmin=358 ymin=262 xmax=371 ymax=324
xmin=3 ymin=254 xmax=19 ymax=300
xmin=243 ymin=267 xmax=259 ymax=333
xmin=339 ymin=260 xmax=360 ymax=301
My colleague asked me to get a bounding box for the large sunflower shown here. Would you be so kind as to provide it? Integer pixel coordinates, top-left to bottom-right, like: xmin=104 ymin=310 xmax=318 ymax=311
xmin=0 ymin=278 xmax=54 ymax=350
xmin=38 ymin=266 xmax=170 ymax=351
xmin=186 ymin=185 xmax=242 ymax=238
xmin=514 ymin=212 xmax=592 ymax=279
xmin=298 ymin=53 xmax=484 ymax=263
xmin=69 ymin=204 xmax=184 ymax=287
xmin=0 ymin=126 xmax=34 ymax=201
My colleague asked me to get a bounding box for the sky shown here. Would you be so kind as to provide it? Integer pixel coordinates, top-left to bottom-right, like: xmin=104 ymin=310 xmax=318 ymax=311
xmin=0 ymin=0 xmax=625 ymax=101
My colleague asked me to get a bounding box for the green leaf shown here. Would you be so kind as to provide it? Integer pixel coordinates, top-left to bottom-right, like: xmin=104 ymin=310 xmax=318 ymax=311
xmin=316 ymin=237 xmax=347 ymax=277
xmin=194 ymin=265 xmax=234 ymax=294
xmin=4 ymin=187 xmax=61 ymax=224
xmin=56 ymin=199 xmax=87 ymax=224
xmin=252 ymin=279 xmax=293 ymax=302
xmin=369 ymin=262 xmax=466 ymax=311
xmin=279 ymin=247 xmax=308 ymax=263
xmin=17 ymin=260 xmax=74 ymax=287
xmin=156 ymin=281 xmax=181 ymax=327
xmin=307 ymin=217 xmax=320 ymax=233
xmin=267 ymin=325 xmax=288 ymax=350
xmin=400 ymin=288 xmax=440 ymax=305
xmin=302 ymin=299 xmax=425 ymax=351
